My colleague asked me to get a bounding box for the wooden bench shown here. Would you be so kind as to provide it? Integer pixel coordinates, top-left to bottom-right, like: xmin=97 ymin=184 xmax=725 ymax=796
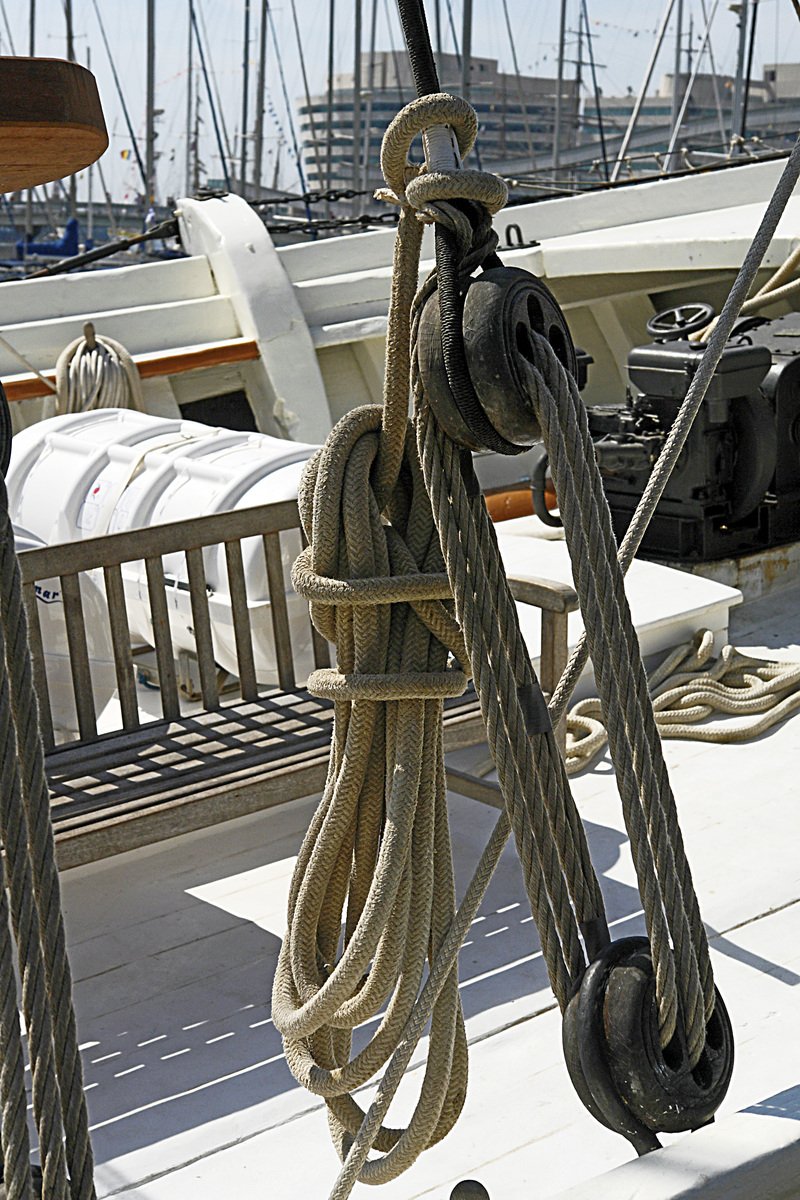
xmin=17 ymin=499 xmax=578 ymax=869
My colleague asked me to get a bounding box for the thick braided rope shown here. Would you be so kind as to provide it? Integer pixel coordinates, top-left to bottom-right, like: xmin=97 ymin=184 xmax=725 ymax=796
xmin=0 ymin=487 xmax=96 ymax=1200
xmin=272 ymin=405 xmax=474 ymax=1185
xmin=567 ymin=633 xmax=800 ymax=772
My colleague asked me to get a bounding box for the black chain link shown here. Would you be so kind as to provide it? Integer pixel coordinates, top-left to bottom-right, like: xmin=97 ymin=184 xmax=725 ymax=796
xmin=251 ymin=186 xmax=377 ymax=209
xmin=263 ymin=210 xmax=400 ymax=236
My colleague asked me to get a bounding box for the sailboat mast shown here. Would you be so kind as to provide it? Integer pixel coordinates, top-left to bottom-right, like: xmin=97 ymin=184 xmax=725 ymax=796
xmin=664 ymin=0 xmax=720 ymax=168
xmin=461 ymin=0 xmax=472 ymax=102
xmin=65 ymin=0 xmax=77 ymax=218
xmin=146 ymin=0 xmax=156 ymax=205
xmin=740 ymin=0 xmax=760 ymax=146
xmin=290 ymin=0 xmax=324 ymax=191
xmin=87 ymin=47 xmax=95 ymax=240
xmin=353 ymin=0 xmax=362 ymax=202
xmin=362 ymin=0 xmax=378 ymax=193
xmin=669 ymin=0 xmax=684 ymax=138
xmin=502 ymin=0 xmax=535 ymax=169
xmin=191 ymin=3 xmax=231 ymax=189
xmin=582 ymin=0 xmax=607 ymax=180
xmin=253 ymin=0 xmax=268 ymax=192
xmin=326 ymin=0 xmax=335 ymax=200
xmin=186 ymin=0 xmax=194 ymax=195
xmin=240 ymin=0 xmax=251 ymax=192
xmin=553 ymin=0 xmax=567 ymax=174
xmin=610 ymin=0 xmax=677 ymax=183
xmin=730 ymin=0 xmax=750 ymax=150
xmin=26 ymin=0 xmax=35 ymax=247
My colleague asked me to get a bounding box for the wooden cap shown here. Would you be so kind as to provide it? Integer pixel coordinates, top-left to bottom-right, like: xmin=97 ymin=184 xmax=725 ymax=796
xmin=0 ymin=57 xmax=108 ymax=191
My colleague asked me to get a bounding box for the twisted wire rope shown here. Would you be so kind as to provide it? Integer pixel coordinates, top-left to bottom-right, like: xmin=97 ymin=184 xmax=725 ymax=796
xmin=0 ymin=481 xmax=96 ymax=1200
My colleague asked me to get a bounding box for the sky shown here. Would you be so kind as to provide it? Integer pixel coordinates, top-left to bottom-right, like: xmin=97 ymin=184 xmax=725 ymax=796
xmin=3 ymin=0 xmax=800 ymax=204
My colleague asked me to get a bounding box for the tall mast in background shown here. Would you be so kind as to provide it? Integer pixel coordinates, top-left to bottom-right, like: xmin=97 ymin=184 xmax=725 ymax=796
xmin=25 ymin=0 xmax=35 ymax=249
xmin=730 ymin=0 xmax=750 ymax=150
xmin=326 ymin=0 xmax=335 ymax=206
xmin=240 ymin=0 xmax=251 ymax=192
xmin=186 ymin=0 xmax=194 ymax=195
xmin=553 ymin=0 xmax=567 ymax=174
xmin=253 ymin=0 xmax=268 ymax=191
xmin=352 ymin=0 xmax=362 ymax=204
xmin=461 ymin=0 xmax=472 ymax=102
xmin=146 ymin=0 xmax=156 ymax=205
xmin=65 ymin=0 xmax=77 ymax=218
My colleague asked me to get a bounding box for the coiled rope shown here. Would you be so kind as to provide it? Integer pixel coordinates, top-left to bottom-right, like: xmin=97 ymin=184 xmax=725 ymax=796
xmin=273 ymin=42 xmax=800 ymax=1200
xmin=0 ymin=438 xmax=96 ymax=1197
xmin=55 ymin=321 xmax=143 ymax=415
xmin=567 ymin=630 xmax=800 ymax=774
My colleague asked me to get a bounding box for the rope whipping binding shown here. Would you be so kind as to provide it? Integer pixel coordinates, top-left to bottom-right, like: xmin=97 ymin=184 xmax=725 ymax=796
xmin=0 ymin=383 xmax=96 ymax=1198
xmin=55 ymin=322 xmax=143 ymax=415
xmin=274 ymin=7 xmax=800 ymax=1194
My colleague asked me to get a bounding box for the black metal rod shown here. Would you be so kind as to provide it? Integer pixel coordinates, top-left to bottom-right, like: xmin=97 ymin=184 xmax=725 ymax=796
xmin=27 ymin=220 xmax=180 ymax=279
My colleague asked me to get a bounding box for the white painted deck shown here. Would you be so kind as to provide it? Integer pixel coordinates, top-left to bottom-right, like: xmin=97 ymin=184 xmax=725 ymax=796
xmin=58 ymin=581 xmax=800 ymax=1199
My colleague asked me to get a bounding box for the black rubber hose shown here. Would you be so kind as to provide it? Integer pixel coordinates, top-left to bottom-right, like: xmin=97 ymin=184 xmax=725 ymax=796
xmin=396 ymin=0 xmax=441 ymax=97
xmin=0 ymin=384 xmax=12 ymax=478
xmin=396 ymin=0 xmax=524 ymax=454
xmin=531 ymin=447 xmax=563 ymax=527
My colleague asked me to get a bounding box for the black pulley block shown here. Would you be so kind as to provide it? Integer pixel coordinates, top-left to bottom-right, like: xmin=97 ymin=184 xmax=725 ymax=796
xmin=0 ymin=381 xmax=12 ymax=477
xmin=646 ymin=302 xmax=715 ymax=341
xmin=562 ymin=937 xmax=734 ymax=1156
xmin=418 ymin=266 xmax=578 ymax=453
xmin=451 ymin=1182 xmax=490 ymax=1199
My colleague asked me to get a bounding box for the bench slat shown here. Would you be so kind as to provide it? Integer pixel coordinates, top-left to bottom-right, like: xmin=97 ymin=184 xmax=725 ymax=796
xmin=185 ymin=547 xmax=219 ymax=708
xmin=18 ymin=499 xmax=302 ymax=580
xmin=144 ymin=556 xmax=180 ymax=721
xmin=61 ymin=572 xmax=97 ymax=740
xmin=103 ymin=564 xmax=139 ymax=731
xmin=263 ymin=532 xmax=296 ymax=691
xmin=22 ymin=579 xmax=54 ymax=750
xmin=224 ymin=540 xmax=258 ymax=701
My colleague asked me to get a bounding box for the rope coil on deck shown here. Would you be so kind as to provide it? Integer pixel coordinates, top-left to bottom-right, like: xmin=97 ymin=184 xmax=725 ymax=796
xmin=566 ymin=630 xmax=800 ymax=773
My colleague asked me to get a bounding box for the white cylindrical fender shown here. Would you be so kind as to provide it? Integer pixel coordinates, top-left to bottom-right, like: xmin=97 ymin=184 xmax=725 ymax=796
xmin=8 ymin=409 xmax=319 ymax=685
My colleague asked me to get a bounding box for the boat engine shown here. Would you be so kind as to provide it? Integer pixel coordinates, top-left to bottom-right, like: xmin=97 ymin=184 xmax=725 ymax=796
xmin=584 ymin=308 xmax=800 ymax=561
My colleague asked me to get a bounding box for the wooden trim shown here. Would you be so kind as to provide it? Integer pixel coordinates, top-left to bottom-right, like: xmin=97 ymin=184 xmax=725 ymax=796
xmin=18 ymin=499 xmax=301 ymax=581
xmin=2 ymin=338 xmax=260 ymax=404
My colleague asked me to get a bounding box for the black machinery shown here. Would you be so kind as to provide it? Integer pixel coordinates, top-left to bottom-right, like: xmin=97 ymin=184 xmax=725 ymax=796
xmin=544 ymin=305 xmax=800 ymax=562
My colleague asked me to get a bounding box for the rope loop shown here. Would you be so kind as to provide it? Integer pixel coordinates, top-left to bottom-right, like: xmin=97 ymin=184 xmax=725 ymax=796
xmin=275 ymin=395 xmax=473 ymax=1183
xmin=55 ymin=322 xmax=144 ymax=415
xmin=378 ymin=92 xmax=508 ymax=221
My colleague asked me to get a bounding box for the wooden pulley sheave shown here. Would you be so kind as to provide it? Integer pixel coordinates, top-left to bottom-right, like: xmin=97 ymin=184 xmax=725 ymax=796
xmin=0 ymin=56 xmax=108 ymax=193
